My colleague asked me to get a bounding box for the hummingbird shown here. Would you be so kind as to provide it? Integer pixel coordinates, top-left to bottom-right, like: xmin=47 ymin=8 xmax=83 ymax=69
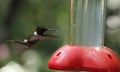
xmin=7 ymin=27 xmax=58 ymax=48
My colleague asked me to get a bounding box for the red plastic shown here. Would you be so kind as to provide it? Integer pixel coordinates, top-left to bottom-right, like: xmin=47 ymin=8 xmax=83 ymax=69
xmin=48 ymin=44 xmax=120 ymax=72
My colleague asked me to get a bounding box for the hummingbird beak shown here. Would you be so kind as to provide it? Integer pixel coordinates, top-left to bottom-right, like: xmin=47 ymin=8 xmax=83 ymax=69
xmin=47 ymin=29 xmax=57 ymax=32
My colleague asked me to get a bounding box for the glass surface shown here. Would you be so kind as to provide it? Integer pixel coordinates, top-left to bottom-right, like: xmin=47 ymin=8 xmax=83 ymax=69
xmin=71 ymin=0 xmax=106 ymax=47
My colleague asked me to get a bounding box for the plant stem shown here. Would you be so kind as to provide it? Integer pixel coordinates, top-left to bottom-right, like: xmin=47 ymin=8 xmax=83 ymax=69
xmin=69 ymin=0 xmax=74 ymax=45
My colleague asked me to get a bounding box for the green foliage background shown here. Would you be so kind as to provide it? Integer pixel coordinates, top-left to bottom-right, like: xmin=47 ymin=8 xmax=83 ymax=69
xmin=0 ymin=0 xmax=70 ymax=72
xmin=0 ymin=0 xmax=119 ymax=72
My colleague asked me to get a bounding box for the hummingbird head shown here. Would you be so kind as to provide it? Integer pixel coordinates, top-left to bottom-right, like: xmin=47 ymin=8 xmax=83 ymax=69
xmin=36 ymin=27 xmax=57 ymax=35
xmin=36 ymin=27 xmax=47 ymax=35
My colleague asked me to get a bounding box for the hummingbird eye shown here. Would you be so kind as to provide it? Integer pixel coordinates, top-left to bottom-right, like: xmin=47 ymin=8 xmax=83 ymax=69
xmin=36 ymin=27 xmax=47 ymax=35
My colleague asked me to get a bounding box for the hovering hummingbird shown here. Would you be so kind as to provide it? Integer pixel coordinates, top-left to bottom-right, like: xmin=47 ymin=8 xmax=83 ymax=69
xmin=7 ymin=27 xmax=58 ymax=48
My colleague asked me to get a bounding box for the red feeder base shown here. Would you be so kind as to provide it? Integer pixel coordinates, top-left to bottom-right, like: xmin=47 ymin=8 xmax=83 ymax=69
xmin=48 ymin=44 xmax=120 ymax=72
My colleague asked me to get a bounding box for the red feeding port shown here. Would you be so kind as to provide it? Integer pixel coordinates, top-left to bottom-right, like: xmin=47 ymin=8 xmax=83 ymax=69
xmin=48 ymin=44 xmax=120 ymax=72
xmin=48 ymin=45 xmax=84 ymax=70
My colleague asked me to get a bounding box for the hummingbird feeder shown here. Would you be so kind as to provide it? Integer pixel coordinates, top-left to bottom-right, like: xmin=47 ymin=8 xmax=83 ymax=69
xmin=48 ymin=0 xmax=120 ymax=72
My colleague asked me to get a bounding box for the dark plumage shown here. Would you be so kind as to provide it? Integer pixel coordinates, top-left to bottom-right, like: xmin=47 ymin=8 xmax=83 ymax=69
xmin=7 ymin=27 xmax=58 ymax=48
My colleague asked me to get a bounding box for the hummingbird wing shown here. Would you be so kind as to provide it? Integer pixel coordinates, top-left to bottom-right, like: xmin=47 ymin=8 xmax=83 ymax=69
xmin=7 ymin=40 xmax=29 ymax=48
xmin=7 ymin=39 xmax=39 ymax=48
xmin=7 ymin=34 xmax=58 ymax=48
xmin=7 ymin=40 xmax=25 ymax=44
xmin=38 ymin=34 xmax=59 ymax=40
